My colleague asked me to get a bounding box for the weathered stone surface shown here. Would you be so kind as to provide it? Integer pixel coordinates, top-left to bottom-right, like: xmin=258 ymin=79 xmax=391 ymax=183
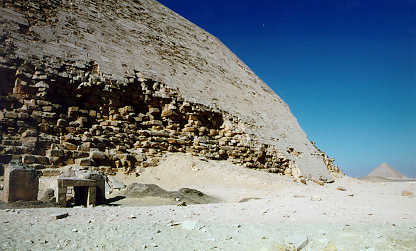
xmin=22 ymin=137 xmax=38 ymax=146
xmin=41 ymin=188 xmax=55 ymax=203
xmin=48 ymin=157 xmax=62 ymax=165
xmin=4 ymin=112 xmax=18 ymax=119
xmin=0 ymin=0 xmax=341 ymax=181
xmin=337 ymin=186 xmax=347 ymax=191
xmin=57 ymin=119 xmax=68 ymax=127
xmin=22 ymin=155 xmax=36 ymax=164
xmin=50 ymin=212 xmax=69 ymax=220
xmin=3 ymin=164 xmax=39 ymax=203
xmin=75 ymin=158 xmax=95 ymax=166
xmin=313 ymin=179 xmax=325 ymax=186
xmin=63 ymin=142 xmax=77 ymax=150
xmin=90 ymin=151 xmax=106 ymax=160
xmin=18 ymin=112 xmax=30 ymax=120
xmin=46 ymin=149 xmax=64 ymax=158
xmin=402 ymin=190 xmax=414 ymax=197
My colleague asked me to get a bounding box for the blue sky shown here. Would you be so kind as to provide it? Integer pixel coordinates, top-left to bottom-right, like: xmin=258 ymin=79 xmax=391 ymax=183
xmin=157 ymin=0 xmax=416 ymax=177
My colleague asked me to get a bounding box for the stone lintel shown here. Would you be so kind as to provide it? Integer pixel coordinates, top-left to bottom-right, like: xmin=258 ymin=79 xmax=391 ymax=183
xmin=58 ymin=178 xmax=98 ymax=187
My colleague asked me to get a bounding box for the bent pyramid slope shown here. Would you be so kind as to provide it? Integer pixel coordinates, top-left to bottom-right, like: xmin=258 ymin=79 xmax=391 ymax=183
xmin=367 ymin=163 xmax=408 ymax=180
xmin=0 ymin=0 xmax=336 ymax=181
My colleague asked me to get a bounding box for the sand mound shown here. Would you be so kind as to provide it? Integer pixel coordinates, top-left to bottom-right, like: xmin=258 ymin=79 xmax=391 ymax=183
xmin=112 ymin=153 xmax=295 ymax=203
xmin=119 ymin=183 xmax=218 ymax=205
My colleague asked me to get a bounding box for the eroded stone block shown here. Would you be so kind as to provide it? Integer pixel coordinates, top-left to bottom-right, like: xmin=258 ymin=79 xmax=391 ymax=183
xmin=3 ymin=164 xmax=39 ymax=203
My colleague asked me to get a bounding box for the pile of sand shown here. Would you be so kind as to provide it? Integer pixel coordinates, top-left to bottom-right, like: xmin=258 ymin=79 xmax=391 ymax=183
xmin=108 ymin=153 xmax=295 ymax=204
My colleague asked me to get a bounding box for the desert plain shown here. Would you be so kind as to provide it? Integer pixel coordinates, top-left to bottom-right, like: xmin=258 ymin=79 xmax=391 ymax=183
xmin=0 ymin=153 xmax=415 ymax=250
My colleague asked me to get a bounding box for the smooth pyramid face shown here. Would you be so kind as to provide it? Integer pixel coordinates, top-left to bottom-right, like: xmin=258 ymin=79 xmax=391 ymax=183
xmin=367 ymin=162 xmax=407 ymax=180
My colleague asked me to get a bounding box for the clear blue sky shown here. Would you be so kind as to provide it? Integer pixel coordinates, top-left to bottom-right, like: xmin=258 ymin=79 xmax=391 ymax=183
xmin=157 ymin=0 xmax=416 ymax=177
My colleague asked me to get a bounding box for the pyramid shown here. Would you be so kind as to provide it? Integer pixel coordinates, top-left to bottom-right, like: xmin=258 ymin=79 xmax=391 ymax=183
xmin=0 ymin=0 xmax=337 ymax=181
xmin=367 ymin=163 xmax=408 ymax=180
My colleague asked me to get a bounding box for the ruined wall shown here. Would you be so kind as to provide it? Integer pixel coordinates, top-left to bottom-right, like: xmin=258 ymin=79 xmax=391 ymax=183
xmin=0 ymin=0 xmax=342 ymax=181
xmin=0 ymin=60 xmax=285 ymax=174
xmin=0 ymin=60 xmax=340 ymax=178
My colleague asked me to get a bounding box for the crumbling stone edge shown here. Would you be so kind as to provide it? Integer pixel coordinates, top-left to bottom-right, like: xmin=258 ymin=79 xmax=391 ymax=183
xmin=0 ymin=58 xmax=343 ymax=181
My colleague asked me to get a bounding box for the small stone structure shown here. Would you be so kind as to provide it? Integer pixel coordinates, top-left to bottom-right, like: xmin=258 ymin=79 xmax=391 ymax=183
xmin=57 ymin=177 xmax=98 ymax=207
xmin=3 ymin=164 xmax=39 ymax=203
xmin=55 ymin=170 xmax=106 ymax=207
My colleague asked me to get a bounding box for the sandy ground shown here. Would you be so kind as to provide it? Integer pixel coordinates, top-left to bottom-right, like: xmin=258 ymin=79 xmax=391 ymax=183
xmin=1 ymin=153 xmax=415 ymax=250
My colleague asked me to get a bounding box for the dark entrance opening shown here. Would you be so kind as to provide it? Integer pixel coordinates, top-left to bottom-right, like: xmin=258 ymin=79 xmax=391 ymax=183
xmin=74 ymin=186 xmax=89 ymax=206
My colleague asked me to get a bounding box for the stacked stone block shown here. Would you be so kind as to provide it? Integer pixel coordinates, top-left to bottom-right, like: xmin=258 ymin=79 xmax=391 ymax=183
xmin=0 ymin=59 xmax=341 ymax=177
xmin=310 ymin=141 xmax=342 ymax=175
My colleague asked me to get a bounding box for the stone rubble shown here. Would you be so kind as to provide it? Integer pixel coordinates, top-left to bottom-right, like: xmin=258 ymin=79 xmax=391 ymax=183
xmin=337 ymin=186 xmax=347 ymax=191
xmin=0 ymin=60 xmax=341 ymax=180
xmin=50 ymin=212 xmax=69 ymax=220
xmin=402 ymin=190 xmax=414 ymax=197
xmin=0 ymin=0 xmax=346 ymax=182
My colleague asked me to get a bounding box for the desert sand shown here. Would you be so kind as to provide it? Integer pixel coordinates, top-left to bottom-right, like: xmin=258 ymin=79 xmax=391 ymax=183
xmin=1 ymin=153 xmax=415 ymax=250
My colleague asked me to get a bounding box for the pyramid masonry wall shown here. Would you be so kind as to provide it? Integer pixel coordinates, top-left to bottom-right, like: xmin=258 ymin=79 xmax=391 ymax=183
xmin=0 ymin=0 xmax=341 ymax=181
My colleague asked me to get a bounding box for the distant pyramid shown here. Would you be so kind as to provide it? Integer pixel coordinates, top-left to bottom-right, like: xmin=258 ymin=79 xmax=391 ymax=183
xmin=367 ymin=163 xmax=408 ymax=180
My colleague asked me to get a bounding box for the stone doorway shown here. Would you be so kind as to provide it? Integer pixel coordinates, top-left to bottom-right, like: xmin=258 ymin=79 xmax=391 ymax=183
xmin=57 ymin=178 xmax=98 ymax=207
xmin=74 ymin=186 xmax=89 ymax=206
